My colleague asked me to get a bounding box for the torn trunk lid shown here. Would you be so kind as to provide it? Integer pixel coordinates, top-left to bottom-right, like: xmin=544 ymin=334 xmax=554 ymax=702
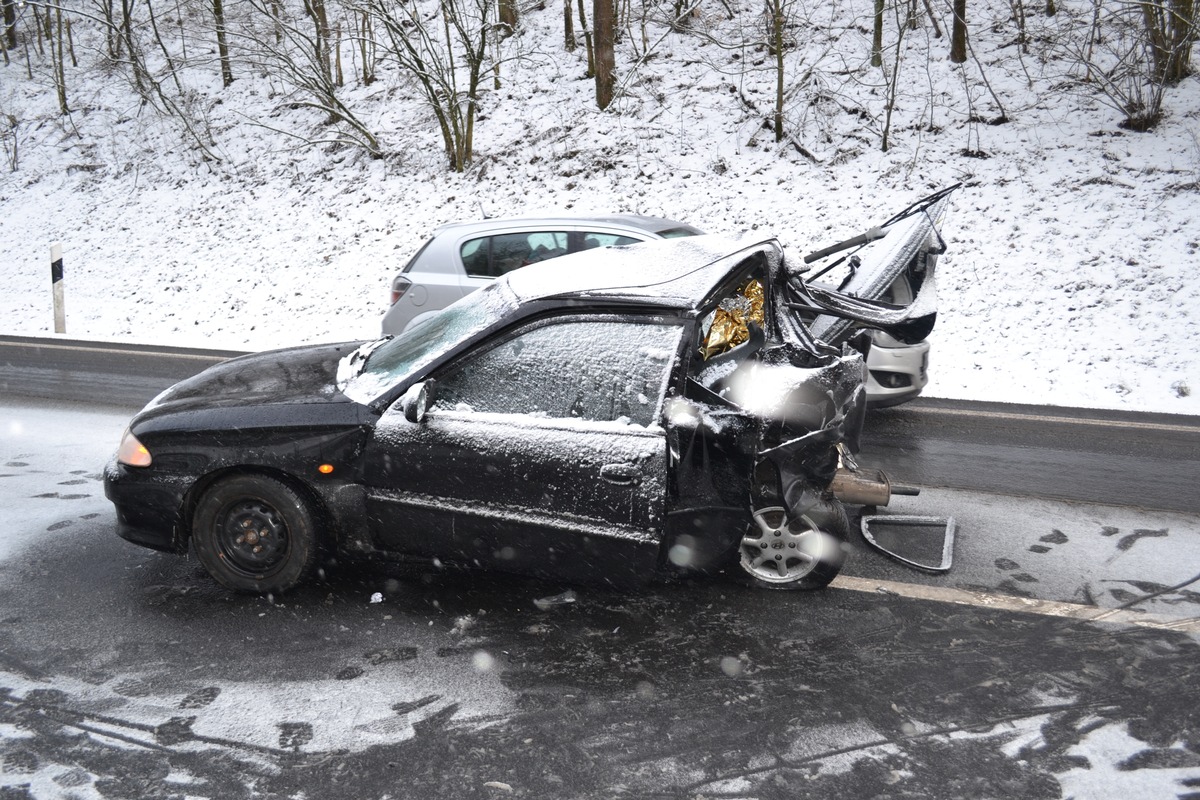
xmin=803 ymin=188 xmax=956 ymax=345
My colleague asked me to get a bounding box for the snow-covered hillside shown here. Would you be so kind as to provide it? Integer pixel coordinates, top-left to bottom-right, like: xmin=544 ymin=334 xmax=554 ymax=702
xmin=1 ymin=0 xmax=1197 ymax=413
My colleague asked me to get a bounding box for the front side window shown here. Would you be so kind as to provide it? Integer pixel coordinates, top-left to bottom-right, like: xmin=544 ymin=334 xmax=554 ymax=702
xmin=461 ymin=232 xmax=570 ymax=278
xmin=432 ymin=319 xmax=683 ymax=427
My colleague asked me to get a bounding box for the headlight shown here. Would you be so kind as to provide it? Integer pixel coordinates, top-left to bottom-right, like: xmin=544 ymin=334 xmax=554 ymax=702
xmin=117 ymin=428 xmax=152 ymax=467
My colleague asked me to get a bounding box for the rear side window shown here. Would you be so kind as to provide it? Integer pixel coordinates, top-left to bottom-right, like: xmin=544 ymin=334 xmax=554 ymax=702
xmin=461 ymin=232 xmax=570 ymax=278
xmin=579 ymin=232 xmax=641 ymax=250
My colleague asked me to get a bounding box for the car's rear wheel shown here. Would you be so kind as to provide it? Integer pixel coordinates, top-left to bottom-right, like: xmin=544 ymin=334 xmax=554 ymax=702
xmin=192 ymin=474 xmax=320 ymax=594
xmin=736 ymin=499 xmax=848 ymax=590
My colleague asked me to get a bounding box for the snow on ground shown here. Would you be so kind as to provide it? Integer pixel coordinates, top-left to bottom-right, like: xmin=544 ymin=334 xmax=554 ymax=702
xmin=0 ymin=0 xmax=1197 ymax=414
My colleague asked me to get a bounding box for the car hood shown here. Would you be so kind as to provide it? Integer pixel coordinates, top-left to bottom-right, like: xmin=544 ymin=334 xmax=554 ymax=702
xmin=138 ymin=341 xmax=367 ymax=420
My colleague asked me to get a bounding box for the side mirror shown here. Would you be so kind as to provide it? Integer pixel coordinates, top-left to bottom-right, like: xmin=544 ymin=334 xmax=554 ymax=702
xmin=400 ymin=379 xmax=436 ymax=423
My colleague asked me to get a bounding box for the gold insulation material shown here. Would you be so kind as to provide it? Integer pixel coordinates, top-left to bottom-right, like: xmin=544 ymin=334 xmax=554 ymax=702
xmin=701 ymin=279 xmax=765 ymax=359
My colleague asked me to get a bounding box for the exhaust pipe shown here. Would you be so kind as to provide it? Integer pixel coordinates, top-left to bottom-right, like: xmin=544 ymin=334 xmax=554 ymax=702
xmin=830 ymin=467 xmax=920 ymax=507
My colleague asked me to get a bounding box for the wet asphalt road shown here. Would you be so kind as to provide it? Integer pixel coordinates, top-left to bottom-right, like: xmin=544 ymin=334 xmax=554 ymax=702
xmin=1 ymin=354 xmax=1199 ymax=798
xmin=3 ymin=526 xmax=1198 ymax=800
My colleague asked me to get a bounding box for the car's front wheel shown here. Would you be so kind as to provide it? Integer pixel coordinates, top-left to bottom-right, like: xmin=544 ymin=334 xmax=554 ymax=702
xmin=736 ymin=499 xmax=848 ymax=590
xmin=192 ymin=474 xmax=320 ymax=594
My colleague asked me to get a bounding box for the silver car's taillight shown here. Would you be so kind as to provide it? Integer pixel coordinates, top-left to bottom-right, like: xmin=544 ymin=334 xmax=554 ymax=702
xmin=390 ymin=276 xmax=412 ymax=306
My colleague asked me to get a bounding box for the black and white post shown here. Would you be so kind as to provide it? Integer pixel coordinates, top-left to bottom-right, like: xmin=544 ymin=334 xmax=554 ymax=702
xmin=51 ymin=242 xmax=65 ymax=333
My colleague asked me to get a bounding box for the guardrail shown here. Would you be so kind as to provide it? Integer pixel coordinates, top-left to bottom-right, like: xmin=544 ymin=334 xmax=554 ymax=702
xmin=0 ymin=335 xmax=247 ymax=408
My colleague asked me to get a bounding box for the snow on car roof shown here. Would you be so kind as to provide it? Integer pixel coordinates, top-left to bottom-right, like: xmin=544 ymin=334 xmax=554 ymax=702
xmin=503 ymin=233 xmax=780 ymax=310
xmin=430 ymin=213 xmax=697 ymax=236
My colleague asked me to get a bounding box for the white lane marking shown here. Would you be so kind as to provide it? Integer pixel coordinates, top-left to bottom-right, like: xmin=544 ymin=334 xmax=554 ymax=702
xmin=0 ymin=340 xmax=233 ymax=363
xmin=912 ymin=405 xmax=1200 ymax=435
xmin=832 ymin=575 xmax=1200 ymax=634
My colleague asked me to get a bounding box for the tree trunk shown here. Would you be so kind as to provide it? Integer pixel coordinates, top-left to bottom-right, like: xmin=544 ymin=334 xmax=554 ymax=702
xmin=148 ymin=0 xmax=184 ymax=94
xmin=920 ymin=0 xmax=942 ymax=36
xmin=564 ymin=0 xmax=575 ymax=51
xmin=54 ymin=5 xmax=68 ymax=114
xmin=950 ymin=0 xmax=967 ymax=63
xmin=213 ymin=0 xmax=234 ymax=86
xmin=871 ymin=0 xmax=883 ymax=66
xmin=1143 ymin=0 xmax=1196 ymax=84
xmin=577 ymin=0 xmax=594 ymax=77
xmin=66 ymin=17 xmax=77 ymax=66
xmin=120 ymin=0 xmax=143 ymax=92
xmin=306 ymin=0 xmax=332 ymax=85
xmin=593 ymin=0 xmax=615 ymax=109
xmin=1012 ymin=0 xmax=1027 ymax=50
xmin=360 ymin=12 xmax=375 ymax=84
xmin=34 ymin=6 xmax=45 ymax=56
xmin=3 ymin=0 xmax=16 ymax=51
xmin=335 ymin=21 xmax=344 ymax=86
xmin=771 ymin=0 xmax=784 ymax=141
xmin=499 ymin=0 xmax=518 ymax=31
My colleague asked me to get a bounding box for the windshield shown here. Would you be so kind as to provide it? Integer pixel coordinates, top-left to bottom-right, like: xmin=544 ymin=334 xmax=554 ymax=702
xmin=341 ymin=280 xmax=520 ymax=404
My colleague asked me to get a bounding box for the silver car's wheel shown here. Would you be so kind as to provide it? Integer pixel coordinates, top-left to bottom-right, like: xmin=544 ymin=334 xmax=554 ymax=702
xmin=737 ymin=503 xmax=846 ymax=590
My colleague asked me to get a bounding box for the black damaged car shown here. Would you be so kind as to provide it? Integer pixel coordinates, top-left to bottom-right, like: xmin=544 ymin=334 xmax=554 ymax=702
xmin=105 ymin=211 xmax=950 ymax=594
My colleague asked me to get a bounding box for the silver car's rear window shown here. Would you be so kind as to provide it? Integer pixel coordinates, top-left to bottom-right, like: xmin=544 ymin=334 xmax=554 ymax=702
xmin=656 ymin=226 xmax=704 ymax=239
xmin=401 ymin=237 xmax=436 ymax=274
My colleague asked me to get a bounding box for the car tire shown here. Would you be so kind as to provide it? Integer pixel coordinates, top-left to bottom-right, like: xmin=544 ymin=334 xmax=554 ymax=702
xmin=734 ymin=498 xmax=849 ymax=590
xmin=192 ymin=474 xmax=320 ymax=594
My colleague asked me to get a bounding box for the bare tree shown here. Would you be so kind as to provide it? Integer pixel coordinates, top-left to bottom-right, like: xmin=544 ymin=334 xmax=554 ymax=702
xmin=304 ymin=0 xmax=332 ymax=85
xmin=882 ymin=0 xmax=914 ymax=149
xmin=92 ymin=0 xmax=121 ymax=59
xmin=364 ymin=0 xmax=492 ymax=169
xmin=1142 ymin=0 xmax=1196 ymax=83
xmin=239 ymin=0 xmax=380 ymax=152
xmin=31 ymin=0 xmax=226 ymax=157
xmin=357 ymin=9 xmax=376 ymax=83
xmin=1062 ymin=0 xmax=1181 ymax=128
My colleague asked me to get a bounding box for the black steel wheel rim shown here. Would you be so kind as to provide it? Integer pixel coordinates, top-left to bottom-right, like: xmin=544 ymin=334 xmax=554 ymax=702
xmin=215 ymin=499 xmax=291 ymax=576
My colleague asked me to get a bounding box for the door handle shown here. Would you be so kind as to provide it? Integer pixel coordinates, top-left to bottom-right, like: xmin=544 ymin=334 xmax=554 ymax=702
xmin=600 ymin=463 xmax=641 ymax=485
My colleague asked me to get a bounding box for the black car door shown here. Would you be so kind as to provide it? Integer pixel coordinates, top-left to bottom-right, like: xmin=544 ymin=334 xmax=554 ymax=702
xmin=361 ymin=315 xmax=685 ymax=586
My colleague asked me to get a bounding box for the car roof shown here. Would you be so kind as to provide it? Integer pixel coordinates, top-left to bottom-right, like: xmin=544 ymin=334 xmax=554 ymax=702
xmin=502 ymin=234 xmax=779 ymax=312
xmin=429 ymin=214 xmax=701 ymax=237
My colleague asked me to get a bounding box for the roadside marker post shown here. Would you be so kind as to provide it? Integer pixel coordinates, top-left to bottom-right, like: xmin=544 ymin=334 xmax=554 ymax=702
xmin=51 ymin=242 xmax=65 ymax=333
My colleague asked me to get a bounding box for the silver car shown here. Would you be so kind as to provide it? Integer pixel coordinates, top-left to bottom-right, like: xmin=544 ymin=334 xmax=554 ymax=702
xmin=381 ymin=215 xmax=703 ymax=335
xmin=380 ymin=214 xmax=932 ymax=407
